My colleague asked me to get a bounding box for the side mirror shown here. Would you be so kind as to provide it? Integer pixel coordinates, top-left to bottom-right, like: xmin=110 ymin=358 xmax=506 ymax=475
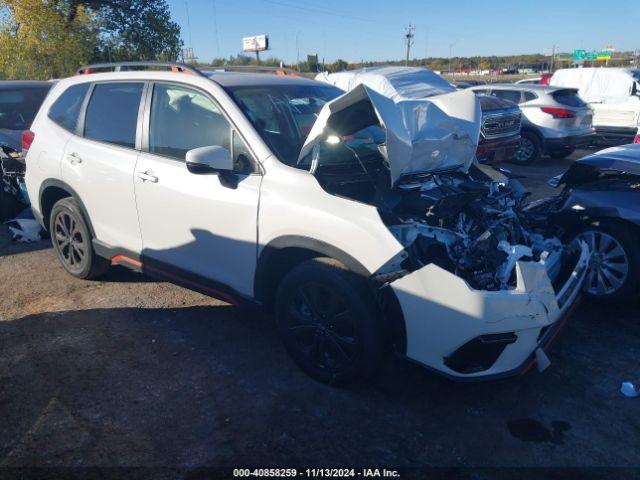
xmin=186 ymin=146 xmax=233 ymax=174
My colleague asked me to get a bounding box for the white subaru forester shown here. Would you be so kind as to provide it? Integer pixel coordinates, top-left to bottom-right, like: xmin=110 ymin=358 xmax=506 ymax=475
xmin=25 ymin=62 xmax=589 ymax=384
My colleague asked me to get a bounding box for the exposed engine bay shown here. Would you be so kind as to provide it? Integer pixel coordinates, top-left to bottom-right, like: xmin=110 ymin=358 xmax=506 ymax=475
xmin=298 ymin=84 xmax=579 ymax=292
xmin=312 ymin=155 xmax=567 ymax=291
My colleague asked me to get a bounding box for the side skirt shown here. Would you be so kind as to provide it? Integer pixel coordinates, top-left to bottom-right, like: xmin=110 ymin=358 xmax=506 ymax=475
xmin=92 ymin=239 xmax=259 ymax=307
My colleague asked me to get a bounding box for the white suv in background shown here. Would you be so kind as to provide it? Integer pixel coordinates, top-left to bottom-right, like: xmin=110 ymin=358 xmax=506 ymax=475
xmin=25 ymin=62 xmax=588 ymax=384
xmin=471 ymin=84 xmax=595 ymax=164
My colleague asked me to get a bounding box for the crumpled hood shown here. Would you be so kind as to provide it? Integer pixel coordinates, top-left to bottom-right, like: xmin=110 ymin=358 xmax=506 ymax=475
xmin=299 ymin=84 xmax=481 ymax=185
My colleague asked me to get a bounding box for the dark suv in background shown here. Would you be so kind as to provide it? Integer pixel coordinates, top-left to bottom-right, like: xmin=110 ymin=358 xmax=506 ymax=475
xmin=0 ymin=81 xmax=52 ymax=219
xmin=475 ymin=95 xmax=522 ymax=164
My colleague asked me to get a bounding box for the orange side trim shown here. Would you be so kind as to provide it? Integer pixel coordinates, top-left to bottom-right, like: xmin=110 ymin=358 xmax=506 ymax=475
xmin=111 ymin=255 xmax=142 ymax=268
xmin=110 ymin=254 xmax=238 ymax=306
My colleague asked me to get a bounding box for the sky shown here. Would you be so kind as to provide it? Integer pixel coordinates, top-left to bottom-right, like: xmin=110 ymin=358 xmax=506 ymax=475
xmin=166 ymin=0 xmax=639 ymax=64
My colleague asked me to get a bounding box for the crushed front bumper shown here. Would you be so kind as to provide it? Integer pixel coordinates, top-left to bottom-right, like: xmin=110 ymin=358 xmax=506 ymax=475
xmin=390 ymin=241 xmax=589 ymax=380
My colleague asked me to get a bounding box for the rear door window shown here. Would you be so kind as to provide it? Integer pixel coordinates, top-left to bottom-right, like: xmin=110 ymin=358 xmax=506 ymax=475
xmin=552 ymin=89 xmax=587 ymax=107
xmin=491 ymin=89 xmax=522 ymax=104
xmin=84 ymin=83 xmax=144 ymax=148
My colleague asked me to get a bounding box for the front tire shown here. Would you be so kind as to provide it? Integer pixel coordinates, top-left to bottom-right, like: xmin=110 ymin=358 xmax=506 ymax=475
xmin=49 ymin=197 xmax=110 ymax=279
xmin=574 ymin=221 xmax=639 ymax=303
xmin=512 ymin=131 xmax=541 ymax=165
xmin=275 ymin=257 xmax=387 ymax=385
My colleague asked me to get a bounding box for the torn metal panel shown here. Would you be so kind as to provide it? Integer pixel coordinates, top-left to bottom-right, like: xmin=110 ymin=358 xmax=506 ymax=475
xmin=299 ymin=84 xmax=481 ymax=185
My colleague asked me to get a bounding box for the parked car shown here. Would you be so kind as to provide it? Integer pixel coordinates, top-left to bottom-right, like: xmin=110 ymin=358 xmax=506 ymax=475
xmin=525 ymin=144 xmax=640 ymax=302
xmin=550 ymin=68 xmax=640 ymax=146
xmin=471 ymin=84 xmax=595 ymax=164
xmin=25 ymin=62 xmax=588 ymax=384
xmin=0 ymin=81 xmax=52 ymax=219
xmin=316 ymin=66 xmax=521 ymax=165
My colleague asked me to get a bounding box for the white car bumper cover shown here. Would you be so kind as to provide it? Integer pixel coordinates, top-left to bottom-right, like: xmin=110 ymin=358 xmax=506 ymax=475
xmin=390 ymin=241 xmax=590 ymax=379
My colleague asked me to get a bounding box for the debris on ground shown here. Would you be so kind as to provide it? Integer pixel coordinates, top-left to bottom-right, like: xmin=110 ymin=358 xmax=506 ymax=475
xmin=621 ymin=382 xmax=639 ymax=398
xmin=6 ymin=208 xmax=42 ymax=242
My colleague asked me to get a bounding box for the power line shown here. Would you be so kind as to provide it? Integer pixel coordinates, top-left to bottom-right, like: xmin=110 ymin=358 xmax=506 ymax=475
xmin=258 ymin=0 xmax=392 ymax=25
xmin=211 ymin=0 xmax=220 ymax=58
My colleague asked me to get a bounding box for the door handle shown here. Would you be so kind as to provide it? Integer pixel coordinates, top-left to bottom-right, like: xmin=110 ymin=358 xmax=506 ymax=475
xmin=137 ymin=171 xmax=158 ymax=183
xmin=67 ymin=152 xmax=83 ymax=165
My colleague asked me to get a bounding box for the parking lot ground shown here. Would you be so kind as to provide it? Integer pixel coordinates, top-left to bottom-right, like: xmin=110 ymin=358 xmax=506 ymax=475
xmin=1 ymin=149 xmax=639 ymax=473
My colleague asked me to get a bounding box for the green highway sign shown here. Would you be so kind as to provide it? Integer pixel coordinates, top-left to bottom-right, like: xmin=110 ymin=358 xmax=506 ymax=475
xmin=573 ymin=49 xmax=586 ymax=60
xmin=573 ymin=49 xmax=612 ymax=61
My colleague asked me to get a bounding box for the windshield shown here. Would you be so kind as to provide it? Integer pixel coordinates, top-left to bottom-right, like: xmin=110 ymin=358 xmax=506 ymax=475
xmin=0 ymin=86 xmax=50 ymax=130
xmin=224 ymin=84 xmax=343 ymax=166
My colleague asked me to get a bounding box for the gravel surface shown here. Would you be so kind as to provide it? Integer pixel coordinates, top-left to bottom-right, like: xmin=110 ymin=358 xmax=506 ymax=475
xmin=1 ymin=150 xmax=639 ymax=473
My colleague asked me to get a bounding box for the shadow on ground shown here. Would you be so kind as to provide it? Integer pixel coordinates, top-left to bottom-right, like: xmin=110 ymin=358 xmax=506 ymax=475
xmin=1 ymin=301 xmax=639 ymax=468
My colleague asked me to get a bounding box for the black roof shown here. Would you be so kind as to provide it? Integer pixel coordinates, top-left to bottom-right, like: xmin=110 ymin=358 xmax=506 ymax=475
xmin=208 ymin=72 xmax=325 ymax=88
xmin=0 ymin=81 xmax=53 ymax=90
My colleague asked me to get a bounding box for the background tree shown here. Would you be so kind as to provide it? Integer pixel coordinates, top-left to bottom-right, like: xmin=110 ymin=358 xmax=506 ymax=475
xmin=0 ymin=0 xmax=98 ymax=79
xmin=59 ymin=0 xmax=182 ymax=61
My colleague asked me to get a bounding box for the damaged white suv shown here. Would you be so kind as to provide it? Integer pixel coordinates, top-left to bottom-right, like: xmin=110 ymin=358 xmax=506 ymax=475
xmin=25 ymin=63 xmax=589 ymax=384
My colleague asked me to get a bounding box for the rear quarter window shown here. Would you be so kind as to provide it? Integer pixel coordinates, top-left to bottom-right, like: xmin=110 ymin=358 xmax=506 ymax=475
xmin=552 ymin=89 xmax=586 ymax=107
xmin=84 ymin=83 xmax=144 ymax=148
xmin=48 ymin=83 xmax=90 ymax=133
xmin=523 ymin=91 xmax=538 ymax=102
xmin=492 ymin=89 xmax=522 ymax=104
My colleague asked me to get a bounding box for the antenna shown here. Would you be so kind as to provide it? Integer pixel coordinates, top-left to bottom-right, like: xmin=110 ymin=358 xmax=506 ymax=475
xmin=404 ymin=24 xmax=415 ymax=66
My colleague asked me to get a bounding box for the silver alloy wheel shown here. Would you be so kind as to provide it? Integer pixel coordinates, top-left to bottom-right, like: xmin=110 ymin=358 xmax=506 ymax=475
xmin=53 ymin=211 xmax=87 ymax=273
xmin=578 ymin=230 xmax=629 ymax=296
xmin=516 ymin=137 xmax=534 ymax=162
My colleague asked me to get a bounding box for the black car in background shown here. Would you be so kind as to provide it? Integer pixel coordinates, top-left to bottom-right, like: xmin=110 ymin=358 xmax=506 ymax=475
xmin=526 ymin=144 xmax=640 ymax=303
xmin=0 ymin=81 xmax=52 ymax=220
xmin=475 ymin=95 xmax=522 ymax=165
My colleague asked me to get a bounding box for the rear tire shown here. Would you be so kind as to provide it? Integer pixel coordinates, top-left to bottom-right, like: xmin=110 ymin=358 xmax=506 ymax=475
xmin=512 ymin=131 xmax=541 ymax=165
xmin=49 ymin=197 xmax=110 ymax=279
xmin=275 ymin=257 xmax=387 ymax=385
xmin=573 ymin=220 xmax=639 ymax=304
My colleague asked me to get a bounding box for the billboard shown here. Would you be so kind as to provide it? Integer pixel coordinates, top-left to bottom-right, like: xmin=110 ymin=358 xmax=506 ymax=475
xmin=243 ymin=35 xmax=269 ymax=52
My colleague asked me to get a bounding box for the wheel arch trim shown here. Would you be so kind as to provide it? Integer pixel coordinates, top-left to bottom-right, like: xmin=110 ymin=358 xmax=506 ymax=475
xmin=254 ymin=235 xmax=371 ymax=302
xmin=39 ymin=179 xmax=95 ymax=236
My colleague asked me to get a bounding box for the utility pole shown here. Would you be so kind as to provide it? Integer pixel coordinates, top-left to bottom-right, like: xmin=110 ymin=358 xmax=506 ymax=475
xmin=404 ymin=24 xmax=415 ymax=66
xmin=550 ymin=45 xmax=556 ymax=72
xmin=296 ymin=32 xmax=300 ymax=72
xmin=449 ymin=43 xmax=454 ymax=76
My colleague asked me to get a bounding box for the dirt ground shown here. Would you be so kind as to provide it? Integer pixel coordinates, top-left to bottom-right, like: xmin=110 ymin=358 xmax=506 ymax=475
xmin=1 ymin=149 xmax=639 ymax=477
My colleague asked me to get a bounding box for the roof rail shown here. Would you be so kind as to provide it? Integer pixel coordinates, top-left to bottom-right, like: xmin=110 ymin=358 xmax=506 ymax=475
xmin=76 ymin=61 xmax=206 ymax=77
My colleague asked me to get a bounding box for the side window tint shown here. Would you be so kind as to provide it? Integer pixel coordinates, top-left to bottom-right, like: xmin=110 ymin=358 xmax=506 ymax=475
xmin=48 ymin=83 xmax=90 ymax=132
xmin=232 ymin=130 xmax=257 ymax=174
xmin=84 ymin=83 xmax=143 ymax=148
xmin=149 ymin=83 xmax=231 ymax=160
xmin=523 ymin=91 xmax=537 ymax=102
